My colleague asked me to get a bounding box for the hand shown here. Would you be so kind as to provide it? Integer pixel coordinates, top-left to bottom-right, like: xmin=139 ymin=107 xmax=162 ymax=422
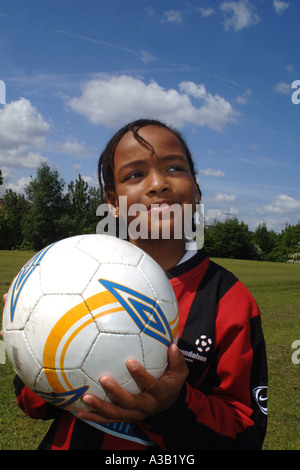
xmin=1 ymin=293 xmax=8 ymax=338
xmin=76 ymin=343 xmax=188 ymax=424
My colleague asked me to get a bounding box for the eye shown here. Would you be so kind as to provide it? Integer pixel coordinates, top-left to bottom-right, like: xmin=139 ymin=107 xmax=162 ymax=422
xmin=167 ymin=165 xmax=185 ymax=172
xmin=125 ymin=171 xmax=144 ymax=181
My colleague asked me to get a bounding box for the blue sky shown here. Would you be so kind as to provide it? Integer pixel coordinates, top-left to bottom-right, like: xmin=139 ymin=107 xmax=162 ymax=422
xmin=0 ymin=0 xmax=299 ymax=232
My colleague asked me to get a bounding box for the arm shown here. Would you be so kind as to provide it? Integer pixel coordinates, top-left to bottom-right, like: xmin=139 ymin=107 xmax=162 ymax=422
xmin=14 ymin=375 xmax=61 ymax=421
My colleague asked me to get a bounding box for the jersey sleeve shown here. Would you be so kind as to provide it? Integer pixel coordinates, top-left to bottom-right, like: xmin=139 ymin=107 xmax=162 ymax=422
xmin=140 ymin=281 xmax=268 ymax=450
xmin=14 ymin=375 xmax=61 ymax=421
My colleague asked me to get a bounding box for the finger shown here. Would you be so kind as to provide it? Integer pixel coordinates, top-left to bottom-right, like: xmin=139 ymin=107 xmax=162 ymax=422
xmin=78 ymin=392 xmax=140 ymax=423
xmin=168 ymin=343 xmax=189 ymax=375
xmin=126 ymin=344 xmax=188 ymax=392
xmin=100 ymin=375 xmax=139 ymax=409
xmin=126 ymin=359 xmax=158 ymax=394
xmin=80 ymin=392 xmax=121 ymax=421
xmin=1 ymin=293 xmax=8 ymax=338
xmin=3 ymin=293 xmax=7 ymax=311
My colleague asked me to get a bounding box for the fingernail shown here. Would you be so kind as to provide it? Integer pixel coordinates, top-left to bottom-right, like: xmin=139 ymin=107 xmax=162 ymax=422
xmin=82 ymin=393 xmax=92 ymax=403
xmin=126 ymin=359 xmax=138 ymax=370
xmin=100 ymin=376 xmax=113 ymax=388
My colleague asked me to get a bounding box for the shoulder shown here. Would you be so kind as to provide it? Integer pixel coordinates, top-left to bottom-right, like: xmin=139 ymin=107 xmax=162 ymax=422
xmin=169 ymin=251 xmax=260 ymax=321
xmin=168 ymin=251 xmax=238 ymax=297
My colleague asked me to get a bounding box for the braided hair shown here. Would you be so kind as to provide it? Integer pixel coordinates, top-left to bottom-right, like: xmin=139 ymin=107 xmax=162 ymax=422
xmin=98 ymin=118 xmax=200 ymax=201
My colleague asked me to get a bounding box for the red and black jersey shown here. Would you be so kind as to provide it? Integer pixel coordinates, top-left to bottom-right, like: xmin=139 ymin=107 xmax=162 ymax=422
xmin=14 ymin=250 xmax=268 ymax=450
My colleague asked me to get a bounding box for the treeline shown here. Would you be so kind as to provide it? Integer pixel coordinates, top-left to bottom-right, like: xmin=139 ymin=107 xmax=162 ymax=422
xmin=0 ymin=164 xmax=299 ymax=263
xmin=0 ymin=164 xmax=102 ymax=251
xmin=203 ymin=218 xmax=300 ymax=263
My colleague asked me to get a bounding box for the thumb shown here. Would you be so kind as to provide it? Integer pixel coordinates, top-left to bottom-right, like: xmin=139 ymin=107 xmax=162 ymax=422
xmin=168 ymin=343 xmax=189 ymax=376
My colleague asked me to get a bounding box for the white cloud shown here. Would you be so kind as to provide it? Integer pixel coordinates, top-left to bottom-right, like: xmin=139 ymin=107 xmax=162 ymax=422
xmin=248 ymin=143 xmax=258 ymax=150
xmin=205 ymin=208 xmax=224 ymax=223
xmin=235 ymin=95 xmax=247 ymax=105
xmin=145 ymin=6 xmax=155 ymax=17
xmin=67 ymin=75 xmax=237 ymax=132
xmin=81 ymin=174 xmax=99 ymax=187
xmin=1 ymin=149 xmax=49 ymax=169
xmin=55 ymin=136 xmax=96 ymax=159
xmin=204 ymin=193 xmax=238 ymax=224
xmin=220 ymin=0 xmax=260 ymax=32
xmin=205 ymin=207 xmax=239 ymax=224
xmin=259 ymin=195 xmax=300 ymax=215
xmin=286 ymin=64 xmax=294 ymax=73
xmin=273 ymin=82 xmax=292 ymax=95
xmin=139 ymin=50 xmax=156 ymax=65
xmin=235 ymin=88 xmax=252 ymax=104
xmin=0 ymin=98 xmax=50 ymax=169
xmin=273 ymin=0 xmax=290 ymax=15
xmin=0 ymin=98 xmax=50 ymax=150
xmin=215 ymin=193 xmax=236 ymax=203
xmin=196 ymin=8 xmax=215 ymax=18
xmin=6 ymin=176 xmax=31 ymax=194
xmin=198 ymin=168 xmax=226 ymax=177
xmin=161 ymin=10 xmax=183 ymax=24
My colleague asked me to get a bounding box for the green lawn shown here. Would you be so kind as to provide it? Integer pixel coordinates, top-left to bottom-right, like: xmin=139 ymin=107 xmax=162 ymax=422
xmin=211 ymin=258 xmax=300 ymax=450
xmin=0 ymin=250 xmax=50 ymax=450
xmin=0 ymin=250 xmax=299 ymax=450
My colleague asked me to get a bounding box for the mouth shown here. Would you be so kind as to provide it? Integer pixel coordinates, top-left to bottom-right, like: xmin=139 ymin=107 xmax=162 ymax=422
xmin=147 ymin=201 xmax=177 ymax=213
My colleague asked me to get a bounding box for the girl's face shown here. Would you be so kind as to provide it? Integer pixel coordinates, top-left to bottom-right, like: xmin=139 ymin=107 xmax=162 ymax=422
xmin=106 ymin=125 xmax=200 ymax=243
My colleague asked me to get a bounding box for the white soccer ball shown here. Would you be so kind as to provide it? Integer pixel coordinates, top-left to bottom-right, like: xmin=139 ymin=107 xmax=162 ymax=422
xmin=3 ymin=234 xmax=179 ymax=411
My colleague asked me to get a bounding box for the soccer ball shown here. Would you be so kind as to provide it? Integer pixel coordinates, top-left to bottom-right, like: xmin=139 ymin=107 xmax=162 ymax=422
xmin=2 ymin=234 xmax=179 ymax=411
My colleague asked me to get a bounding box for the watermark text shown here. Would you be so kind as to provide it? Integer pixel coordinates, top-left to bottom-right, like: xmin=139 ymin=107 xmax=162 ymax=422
xmin=291 ymin=80 xmax=300 ymax=105
xmin=0 ymin=341 xmax=5 ymax=365
xmin=291 ymin=339 xmax=300 ymax=365
xmin=96 ymin=197 xmax=204 ymax=250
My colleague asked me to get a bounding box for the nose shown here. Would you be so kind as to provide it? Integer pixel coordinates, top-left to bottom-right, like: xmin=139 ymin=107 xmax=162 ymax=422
xmin=147 ymin=169 xmax=170 ymax=195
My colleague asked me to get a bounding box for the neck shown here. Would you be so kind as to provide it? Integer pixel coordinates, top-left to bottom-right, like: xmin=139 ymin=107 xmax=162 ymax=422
xmin=129 ymin=237 xmax=186 ymax=271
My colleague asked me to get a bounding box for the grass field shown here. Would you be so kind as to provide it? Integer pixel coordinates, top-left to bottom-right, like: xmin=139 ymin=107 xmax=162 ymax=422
xmin=0 ymin=250 xmax=299 ymax=450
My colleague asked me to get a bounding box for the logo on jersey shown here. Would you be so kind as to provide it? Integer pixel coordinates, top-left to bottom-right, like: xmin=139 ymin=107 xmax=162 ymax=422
xmin=180 ymin=333 xmax=213 ymax=364
xmin=253 ymin=386 xmax=268 ymax=415
xmin=195 ymin=335 xmax=212 ymax=353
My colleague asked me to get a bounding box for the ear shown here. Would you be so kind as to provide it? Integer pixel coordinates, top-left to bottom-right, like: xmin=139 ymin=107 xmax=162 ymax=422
xmin=105 ymin=191 xmax=119 ymax=217
xmin=193 ymin=176 xmax=202 ymax=204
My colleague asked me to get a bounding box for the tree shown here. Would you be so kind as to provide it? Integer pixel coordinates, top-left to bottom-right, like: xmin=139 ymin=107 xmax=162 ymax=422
xmin=22 ymin=163 xmax=67 ymax=250
xmin=85 ymin=186 xmax=103 ymax=233
xmin=64 ymin=175 xmax=103 ymax=236
xmin=253 ymin=223 xmax=278 ymax=260
xmin=275 ymin=223 xmax=300 ymax=262
xmin=204 ymin=218 xmax=255 ymax=259
xmin=0 ymin=169 xmax=3 ymax=186
xmin=288 ymin=242 xmax=300 ymax=264
xmin=65 ymin=174 xmax=90 ymax=235
xmin=0 ymin=189 xmax=30 ymax=249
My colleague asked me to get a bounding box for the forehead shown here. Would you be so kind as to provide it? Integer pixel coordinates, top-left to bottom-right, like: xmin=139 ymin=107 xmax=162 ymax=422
xmin=115 ymin=125 xmax=186 ymax=159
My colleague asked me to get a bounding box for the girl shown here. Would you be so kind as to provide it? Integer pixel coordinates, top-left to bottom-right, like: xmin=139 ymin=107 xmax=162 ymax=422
xmin=13 ymin=119 xmax=268 ymax=450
